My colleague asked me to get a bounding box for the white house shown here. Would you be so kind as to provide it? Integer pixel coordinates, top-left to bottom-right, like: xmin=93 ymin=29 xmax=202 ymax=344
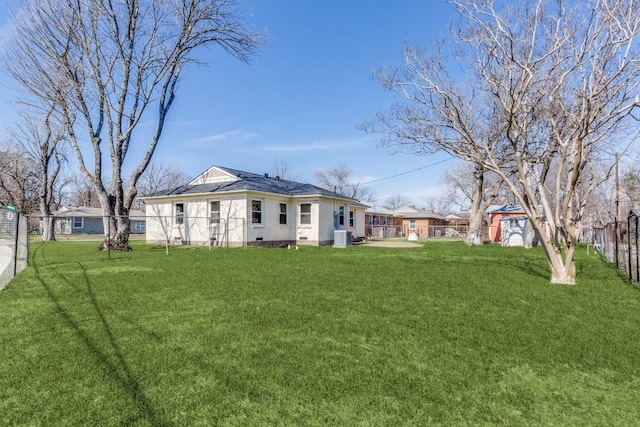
xmin=142 ymin=165 xmax=367 ymax=247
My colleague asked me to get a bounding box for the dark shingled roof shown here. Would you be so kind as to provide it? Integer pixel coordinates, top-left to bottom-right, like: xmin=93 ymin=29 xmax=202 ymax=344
xmin=149 ymin=166 xmax=360 ymax=202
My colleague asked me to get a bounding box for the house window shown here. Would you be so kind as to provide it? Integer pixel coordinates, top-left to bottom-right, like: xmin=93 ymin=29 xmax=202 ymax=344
xmin=349 ymin=210 xmax=354 ymax=227
xmin=210 ymin=200 xmax=220 ymax=224
xmin=175 ymin=203 xmax=184 ymax=224
xmin=339 ymin=206 xmax=345 ymax=226
xmin=300 ymin=203 xmax=311 ymax=225
xmin=279 ymin=203 xmax=287 ymax=225
xmin=73 ymin=217 xmax=84 ymax=229
xmin=252 ymin=200 xmax=262 ymax=224
xmin=134 ymin=222 xmax=145 ymax=231
xmin=409 ymin=219 xmax=416 ymax=229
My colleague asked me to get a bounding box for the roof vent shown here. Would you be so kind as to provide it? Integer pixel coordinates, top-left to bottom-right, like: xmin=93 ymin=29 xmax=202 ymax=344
xmin=276 ymin=176 xmax=280 ymax=180
xmin=264 ymin=173 xmax=269 ymax=178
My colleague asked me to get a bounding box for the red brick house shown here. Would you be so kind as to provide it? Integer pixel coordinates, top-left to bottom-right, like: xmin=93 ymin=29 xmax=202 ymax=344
xmin=395 ymin=206 xmax=448 ymax=238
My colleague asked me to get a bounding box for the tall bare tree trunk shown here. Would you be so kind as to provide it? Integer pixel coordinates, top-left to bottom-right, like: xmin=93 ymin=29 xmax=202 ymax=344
xmin=40 ymin=202 xmax=55 ymax=241
xmin=2 ymin=0 xmax=263 ymax=252
xmin=465 ymin=164 xmax=485 ymax=245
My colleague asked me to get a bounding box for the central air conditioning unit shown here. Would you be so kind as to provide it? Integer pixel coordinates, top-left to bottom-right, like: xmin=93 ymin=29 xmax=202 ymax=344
xmin=333 ymin=230 xmax=352 ymax=248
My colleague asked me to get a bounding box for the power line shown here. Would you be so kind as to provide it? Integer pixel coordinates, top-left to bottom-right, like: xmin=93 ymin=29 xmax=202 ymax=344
xmin=361 ymin=157 xmax=454 ymax=185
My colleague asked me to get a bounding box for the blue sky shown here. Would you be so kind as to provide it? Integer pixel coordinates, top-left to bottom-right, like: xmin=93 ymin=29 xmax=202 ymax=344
xmin=0 ymin=0 xmax=461 ymax=207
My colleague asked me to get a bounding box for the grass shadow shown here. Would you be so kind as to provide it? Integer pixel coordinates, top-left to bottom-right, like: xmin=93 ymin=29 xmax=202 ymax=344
xmin=31 ymin=244 xmax=172 ymax=426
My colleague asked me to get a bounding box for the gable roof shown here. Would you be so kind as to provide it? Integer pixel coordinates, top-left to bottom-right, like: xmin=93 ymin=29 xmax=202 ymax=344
xmin=396 ymin=210 xmax=446 ymax=220
xmin=365 ymin=206 xmax=397 ymax=215
xmin=146 ymin=165 xmax=365 ymax=204
xmin=485 ymin=204 xmax=525 ymax=214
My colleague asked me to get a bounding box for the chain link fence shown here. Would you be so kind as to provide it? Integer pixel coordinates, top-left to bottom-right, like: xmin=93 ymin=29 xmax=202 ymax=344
xmin=587 ymin=213 xmax=640 ymax=282
xmin=0 ymin=206 xmax=28 ymax=290
xmin=404 ymin=224 xmax=474 ymax=239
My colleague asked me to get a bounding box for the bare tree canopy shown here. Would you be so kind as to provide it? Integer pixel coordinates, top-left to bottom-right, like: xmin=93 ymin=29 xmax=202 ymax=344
xmin=7 ymin=108 xmax=69 ymax=240
xmin=383 ymin=193 xmax=412 ymax=210
xmin=270 ymin=160 xmax=301 ymax=182
xmin=444 ymin=161 xmax=508 ymax=245
xmin=1 ymin=0 xmax=263 ymax=250
xmin=367 ymin=0 xmax=640 ymax=284
xmin=315 ymin=162 xmax=377 ymax=203
xmin=134 ymin=161 xmax=191 ymax=208
xmin=0 ymin=146 xmax=40 ymax=214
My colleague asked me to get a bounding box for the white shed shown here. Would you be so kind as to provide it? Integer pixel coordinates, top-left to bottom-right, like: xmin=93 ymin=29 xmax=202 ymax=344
xmin=500 ymin=216 xmax=528 ymax=247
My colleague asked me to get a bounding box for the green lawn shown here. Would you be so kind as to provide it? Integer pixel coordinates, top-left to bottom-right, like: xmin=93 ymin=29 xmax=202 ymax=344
xmin=1 ymin=241 xmax=639 ymax=426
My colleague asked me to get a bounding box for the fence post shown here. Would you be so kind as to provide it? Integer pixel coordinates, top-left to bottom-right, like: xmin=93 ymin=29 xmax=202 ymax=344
xmin=615 ymin=217 xmax=619 ymax=269
xmin=13 ymin=211 xmax=20 ymax=277
xmin=628 ymin=213 xmax=632 ymax=281
xmin=629 ymin=213 xmax=640 ymax=282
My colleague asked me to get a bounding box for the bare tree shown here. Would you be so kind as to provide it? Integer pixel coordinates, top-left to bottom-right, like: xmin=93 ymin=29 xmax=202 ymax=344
xmin=444 ymin=162 xmax=508 ymax=245
xmin=383 ymin=193 xmax=412 ymax=210
xmin=0 ymin=146 xmax=40 ymax=214
xmin=315 ymin=162 xmax=377 ymax=203
xmin=8 ymin=108 xmax=68 ymax=240
xmin=270 ymin=160 xmax=301 ymax=182
xmin=619 ymin=151 xmax=640 ymax=213
xmin=368 ymin=0 xmax=640 ymax=284
xmin=421 ymin=197 xmax=451 ymax=216
xmin=69 ymin=174 xmax=102 ymax=208
xmin=134 ymin=161 xmax=191 ymax=209
xmin=2 ymin=0 xmax=263 ymax=250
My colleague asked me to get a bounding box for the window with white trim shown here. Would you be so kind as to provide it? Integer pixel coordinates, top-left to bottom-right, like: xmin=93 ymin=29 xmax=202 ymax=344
xmin=175 ymin=203 xmax=184 ymax=224
xmin=409 ymin=219 xmax=416 ymax=229
xmin=338 ymin=206 xmax=345 ymax=226
xmin=349 ymin=210 xmax=354 ymax=227
xmin=73 ymin=217 xmax=84 ymax=229
xmin=252 ymin=200 xmax=262 ymax=224
xmin=279 ymin=203 xmax=287 ymax=225
xmin=134 ymin=221 xmax=145 ymax=231
xmin=300 ymin=203 xmax=311 ymax=225
xmin=210 ymin=200 xmax=220 ymax=224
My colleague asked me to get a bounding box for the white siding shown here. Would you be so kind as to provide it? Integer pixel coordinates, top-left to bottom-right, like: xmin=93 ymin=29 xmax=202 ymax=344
xmin=145 ymin=191 xmax=366 ymax=246
xmin=246 ymin=196 xmax=294 ymax=244
xmin=295 ymin=199 xmax=320 ymax=244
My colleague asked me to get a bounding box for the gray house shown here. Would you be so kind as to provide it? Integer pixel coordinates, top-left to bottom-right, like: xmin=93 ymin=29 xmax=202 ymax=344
xmin=53 ymin=206 xmax=146 ymax=235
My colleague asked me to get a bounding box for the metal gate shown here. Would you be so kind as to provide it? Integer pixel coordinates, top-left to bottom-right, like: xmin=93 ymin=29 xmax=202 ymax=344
xmin=0 ymin=206 xmax=28 ymax=290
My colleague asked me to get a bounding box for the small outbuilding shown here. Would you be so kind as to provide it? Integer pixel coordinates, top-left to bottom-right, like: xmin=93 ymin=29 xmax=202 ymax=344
xmin=486 ymin=205 xmax=527 ymax=244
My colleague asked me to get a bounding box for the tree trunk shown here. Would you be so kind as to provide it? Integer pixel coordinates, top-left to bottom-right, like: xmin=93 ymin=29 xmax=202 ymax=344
xmin=549 ymin=262 xmax=576 ymax=284
xmin=465 ymin=214 xmax=484 ymax=245
xmin=95 ymin=193 xmax=133 ymax=251
xmin=523 ymin=221 xmax=536 ymax=248
xmin=40 ymin=215 xmax=55 ymax=241
xmin=98 ymin=218 xmax=132 ymax=251
xmin=39 ymin=198 xmax=55 ymax=241
xmin=533 ymin=219 xmax=577 ymax=284
xmin=465 ymin=164 xmax=485 ymax=246
xmin=113 ymin=214 xmax=132 ymax=251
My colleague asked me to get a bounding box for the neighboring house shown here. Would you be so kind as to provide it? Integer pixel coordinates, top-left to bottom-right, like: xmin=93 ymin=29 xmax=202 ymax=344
xmin=486 ymin=205 xmax=528 ymax=245
xmin=365 ymin=206 xmax=403 ymax=238
xmin=395 ymin=206 xmax=448 ymax=238
xmin=53 ymin=206 xmax=146 ymax=235
xmin=142 ymin=165 xmax=367 ymax=247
